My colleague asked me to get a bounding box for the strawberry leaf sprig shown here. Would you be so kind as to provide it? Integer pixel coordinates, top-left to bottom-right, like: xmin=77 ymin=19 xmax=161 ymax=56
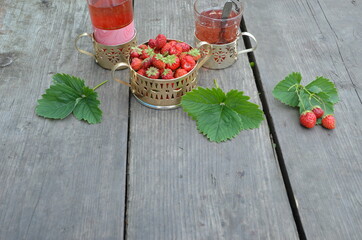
xmin=181 ymin=81 xmax=264 ymax=142
xmin=272 ymin=72 xmax=339 ymax=128
xmin=36 ymin=74 xmax=107 ymax=124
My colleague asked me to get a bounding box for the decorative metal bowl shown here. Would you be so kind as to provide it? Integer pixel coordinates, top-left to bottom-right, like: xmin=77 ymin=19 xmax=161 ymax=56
xmin=112 ymin=39 xmax=211 ymax=109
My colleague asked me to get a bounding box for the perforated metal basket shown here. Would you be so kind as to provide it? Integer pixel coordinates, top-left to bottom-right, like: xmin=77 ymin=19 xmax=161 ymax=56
xmin=112 ymin=40 xmax=211 ymax=109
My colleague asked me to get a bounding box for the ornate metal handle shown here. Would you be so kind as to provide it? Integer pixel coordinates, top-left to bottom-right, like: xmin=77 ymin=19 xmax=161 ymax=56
xmin=237 ymin=32 xmax=258 ymax=55
xmin=195 ymin=41 xmax=212 ymax=70
xmin=74 ymin=33 xmax=96 ymax=59
xmin=111 ymin=62 xmax=132 ymax=87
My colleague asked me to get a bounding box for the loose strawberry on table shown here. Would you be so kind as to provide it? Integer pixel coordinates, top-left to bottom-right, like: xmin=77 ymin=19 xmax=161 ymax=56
xmin=321 ymin=114 xmax=336 ymax=129
xmin=312 ymin=106 xmax=324 ymax=119
xmin=300 ymin=110 xmax=317 ymax=128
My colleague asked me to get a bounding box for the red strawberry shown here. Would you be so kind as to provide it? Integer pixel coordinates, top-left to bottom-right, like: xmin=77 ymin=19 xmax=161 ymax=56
xmin=146 ymin=67 xmax=160 ymax=79
xmin=161 ymin=69 xmax=174 ymax=79
xmin=165 ymin=55 xmax=180 ymax=70
xmin=321 ymin=114 xmax=336 ymax=129
xmin=155 ymin=34 xmax=167 ymax=49
xmin=137 ymin=68 xmax=146 ymax=76
xmin=188 ymin=48 xmax=201 ymax=61
xmin=169 ymin=44 xmax=183 ymax=56
xmin=130 ymin=57 xmax=143 ymax=71
xmin=179 ymin=52 xmax=188 ymax=60
xmin=161 ymin=43 xmax=172 ymax=55
xmin=130 ymin=47 xmax=142 ymax=58
xmin=178 ymin=42 xmax=191 ymax=52
xmin=140 ymin=47 xmax=155 ymax=59
xmin=148 ymin=39 xmax=157 ymax=48
xmin=152 ymin=54 xmax=166 ymax=69
xmin=142 ymin=57 xmax=152 ymax=69
xmin=174 ymin=68 xmax=188 ymax=78
xmin=181 ymin=55 xmax=196 ymax=72
xmin=168 ymin=40 xmax=177 ymax=46
xmin=138 ymin=44 xmax=148 ymax=49
xmin=299 ymin=110 xmax=317 ymax=128
xmin=312 ymin=106 xmax=324 ymax=119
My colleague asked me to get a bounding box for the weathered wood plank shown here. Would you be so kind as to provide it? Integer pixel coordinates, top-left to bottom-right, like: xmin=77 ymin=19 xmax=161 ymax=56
xmin=125 ymin=0 xmax=299 ymax=239
xmin=0 ymin=1 xmax=128 ymax=239
xmin=245 ymin=0 xmax=362 ymax=239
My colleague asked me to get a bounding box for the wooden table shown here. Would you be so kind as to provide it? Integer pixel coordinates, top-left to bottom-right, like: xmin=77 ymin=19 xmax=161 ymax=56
xmin=1 ymin=0 xmax=361 ymax=239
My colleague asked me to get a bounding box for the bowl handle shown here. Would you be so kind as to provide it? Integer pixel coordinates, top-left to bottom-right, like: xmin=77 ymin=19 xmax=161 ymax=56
xmin=111 ymin=62 xmax=132 ymax=87
xmin=195 ymin=41 xmax=212 ymax=70
xmin=74 ymin=33 xmax=96 ymax=60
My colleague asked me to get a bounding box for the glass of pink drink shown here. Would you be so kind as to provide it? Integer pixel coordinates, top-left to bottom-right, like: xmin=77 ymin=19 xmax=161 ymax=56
xmin=87 ymin=0 xmax=135 ymax=45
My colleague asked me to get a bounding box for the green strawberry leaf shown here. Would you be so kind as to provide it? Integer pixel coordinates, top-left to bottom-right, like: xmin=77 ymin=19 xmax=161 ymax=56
xmin=181 ymin=86 xmax=264 ymax=142
xmin=52 ymin=73 xmax=85 ymax=93
xmin=298 ymin=89 xmax=334 ymax=115
xmin=36 ymin=74 xmax=104 ymax=124
xmin=73 ymin=87 xmax=102 ymax=124
xmin=272 ymin=72 xmax=302 ymax=107
xmin=306 ymin=76 xmax=339 ymax=104
xmin=225 ymin=90 xmax=264 ymax=130
xmin=35 ymin=83 xmax=81 ymax=119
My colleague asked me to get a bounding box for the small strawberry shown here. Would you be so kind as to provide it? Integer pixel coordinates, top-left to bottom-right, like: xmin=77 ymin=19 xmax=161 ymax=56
xmin=148 ymin=39 xmax=157 ymax=49
xmin=174 ymin=68 xmax=188 ymax=78
xmin=178 ymin=52 xmax=188 ymax=60
xmin=155 ymin=34 xmax=167 ymax=49
xmin=140 ymin=47 xmax=155 ymax=59
xmin=137 ymin=68 xmax=146 ymax=76
xmin=165 ymin=55 xmax=180 ymax=70
xmin=142 ymin=57 xmax=152 ymax=69
xmin=146 ymin=66 xmax=160 ymax=79
xmin=312 ymin=106 xmax=324 ymax=119
xmin=188 ymin=48 xmax=201 ymax=61
xmin=168 ymin=40 xmax=177 ymax=46
xmin=161 ymin=43 xmax=172 ymax=55
xmin=178 ymin=42 xmax=191 ymax=52
xmin=321 ymin=114 xmax=336 ymax=129
xmin=169 ymin=44 xmax=183 ymax=56
xmin=130 ymin=57 xmax=143 ymax=71
xmin=152 ymin=54 xmax=166 ymax=69
xmin=130 ymin=47 xmax=142 ymax=58
xmin=138 ymin=44 xmax=148 ymax=50
xmin=299 ymin=110 xmax=317 ymax=128
xmin=161 ymin=68 xmax=174 ymax=79
xmin=181 ymin=55 xmax=196 ymax=72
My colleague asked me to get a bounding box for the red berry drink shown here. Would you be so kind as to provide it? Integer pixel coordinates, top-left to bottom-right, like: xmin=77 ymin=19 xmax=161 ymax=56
xmin=195 ymin=8 xmax=241 ymax=44
xmin=87 ymin=0 xmax=135 ymax=45
xmin=88 ymin=0 xmax=133 ymax=30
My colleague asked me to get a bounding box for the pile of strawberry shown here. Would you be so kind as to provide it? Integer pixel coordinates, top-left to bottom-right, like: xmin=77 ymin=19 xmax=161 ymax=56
xmin=300 ymin=107 xmax=335 ymax=129
xmin=129 ymin=34 xmax=201 ymax=80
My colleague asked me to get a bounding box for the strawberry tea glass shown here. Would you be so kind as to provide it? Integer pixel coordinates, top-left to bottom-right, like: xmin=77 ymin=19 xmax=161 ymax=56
xmin=194 ymin=0 xmax=257 ymax=69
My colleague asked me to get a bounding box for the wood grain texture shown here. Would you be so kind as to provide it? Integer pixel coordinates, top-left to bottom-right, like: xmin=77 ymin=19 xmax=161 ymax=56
xmin=125 ymin=0 xmax=298 ymax=239
xmin=0 ymin=0 xmax=128 ymax=239
xmin=244 ymin=0 xmax=362 ymax=239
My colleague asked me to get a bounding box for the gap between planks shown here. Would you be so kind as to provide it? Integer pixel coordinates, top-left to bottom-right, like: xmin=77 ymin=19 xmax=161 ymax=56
xmin=240 ymin=17 xmax=307 ymax=240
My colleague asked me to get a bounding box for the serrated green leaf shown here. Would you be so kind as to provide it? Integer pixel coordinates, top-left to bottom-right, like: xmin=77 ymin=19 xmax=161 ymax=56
xmin=181 ymin=87 xmax=226 ymax=119
xmin=72 ymin=86 xmax=102 ymax=124
xmin=272 ymin=72 xmax=302 ymax=107
xmin=35 ymin=83 xmax=81 ymax=119
xmin=298 ymin=89 xmax=334 ymax=115
xmin=225 ymin=90 xmax=264 ymax=129
xmin=181 ymin=86 xmax=264 ymax=142
xmin=306 ymin=76 xmax=339 ymax=104
xmin=52 ymin=73 xmax=85 ymax=94
xmin=196 ymin=105 xmax=242 ymax=142
xmin=308 ymin=85 xmax=323 ymax=93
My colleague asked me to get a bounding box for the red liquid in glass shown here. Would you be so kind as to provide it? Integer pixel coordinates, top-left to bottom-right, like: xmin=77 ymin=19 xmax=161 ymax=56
xmin=88 ymin=0 xmax=133 ymax=30
xmin=195 ymin=9 xmax=240 ymax=44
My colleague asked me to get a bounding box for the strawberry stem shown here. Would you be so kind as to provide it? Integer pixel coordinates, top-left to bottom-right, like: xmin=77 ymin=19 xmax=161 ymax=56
xmin=93 ymin=80 xmax=109 ymax=90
